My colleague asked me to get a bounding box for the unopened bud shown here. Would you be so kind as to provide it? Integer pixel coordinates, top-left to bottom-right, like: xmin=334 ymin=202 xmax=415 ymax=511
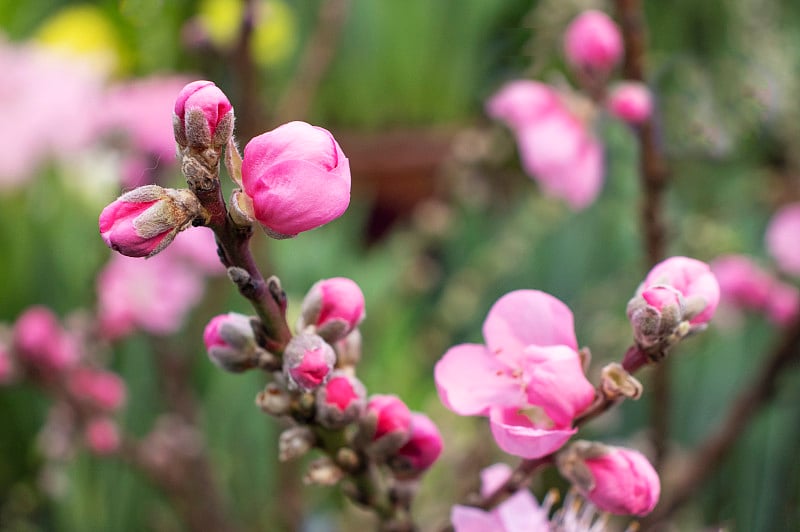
xmin=99 ymin=185 xmax=203 ymax=258
xmin=278 ymin=426 xmax=315 ymax=462
xmin=564 ymin=10 xmax=623 ymax=73
xmin=84 ymin=418 xmax=121 ymax=455
xmin=557 ymin=440 xmax=660 ymax=516
xmin=203 ymin=313 xmax=276 ymax=372
xmin=298 ymin=278 xmax=366 ymax=342
xmin=304 ymin=456 xmax=344 ymax=486
xmin=599 ymin=363 xmax=642 ymax=400
xmin=315 ymin=371 xmax=366 ymax=429
xmin=334 ymin=328 xmax=362 ymax=369
xmin=627 ymin=285 xmax=687 ymax=354
xmin=283 ymin=333 xmax=336 ymax=392
xmin=607 ymin=82 xmax=653 ymax=125
xmin=359 ymin=394 xmax=412 ymax=459
xmin=389 ymin=412 xmax=443 ymax=479
xmin=255 ymin=382 xmax=292 ymax=416
xmin=173 ymin=80 xmax=234 ymax=150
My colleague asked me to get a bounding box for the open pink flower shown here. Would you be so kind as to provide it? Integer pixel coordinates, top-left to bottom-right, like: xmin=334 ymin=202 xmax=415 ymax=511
xmin=766 ymin=203 xmax=800 ymax=276
xmin=564 ymin=10 xmax=623 ymax=73
xmin=241 ymin=121 xmax=351 ymax=238
xmin=435 ymin=290 xmax=595 ymax=459
xmin=451 ymin=463 xmax=550 ymax=532
xmin=642 ymin=256 xmax=720 ymax=326
xmin=487 ymin=81 xmax=603 ymax=210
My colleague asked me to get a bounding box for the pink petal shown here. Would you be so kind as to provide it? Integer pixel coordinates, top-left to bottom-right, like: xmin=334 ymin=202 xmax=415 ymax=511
xmin=451 ymin=506 xmax=503 ymax=532
xmin=483 ymin=290 xmax=578 ymax=358
xmin=489 ymin=407 xmax=576 ymax=459
xmin=497 ymin=489 xmax=551 ymax=532
xmin=480 ymin=463 xmax=513 ymax=498
xmin=766 ymin=203 xmax=800 ymax=276
xmin=486 ymin=80 xmax=560 ymax=131
xmin=434 ymin=344 xmax=523 ymax=416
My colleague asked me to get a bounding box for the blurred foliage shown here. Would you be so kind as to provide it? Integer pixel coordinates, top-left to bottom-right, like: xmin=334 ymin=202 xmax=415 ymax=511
xmin=1 ymin=0 xmax=800 ymax=531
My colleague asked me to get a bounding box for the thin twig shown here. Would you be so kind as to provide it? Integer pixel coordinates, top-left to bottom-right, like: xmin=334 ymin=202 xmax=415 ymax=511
xmin=614 ymin=0 xmax=671 ymax=470
xmin=643 ymin=314 xmax=800 ymax=526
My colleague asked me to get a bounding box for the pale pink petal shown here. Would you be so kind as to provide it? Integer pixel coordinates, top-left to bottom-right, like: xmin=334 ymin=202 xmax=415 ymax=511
xmin=451 ymin=505 xmax=503 ymax=532
xmin=711 ymin=255 xmax=773 ymax=309
xmin=486 ymin=80 xmax=560 ymax=131
xmin=483 ymin=290 xmax=578 ymax=358
xmin=497 ymin=489 xmax=551 ymax=532
xmin=480 ymin=463 xmax=513 ymax=498
xmin=489 ymin=408 xmax=576 ymax=459
xmin=766 ymin=203 xmax=800 ymax=276
xmin=435 ymin=344 xmax=524 ymax=416
xmin=766 ymin=282 xmax=800 ymax=326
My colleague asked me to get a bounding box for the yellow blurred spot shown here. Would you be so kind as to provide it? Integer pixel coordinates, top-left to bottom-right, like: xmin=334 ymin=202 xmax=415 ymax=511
xmin=34 ymin=4 xmax=126 ymax=74
xmin=251 ymin=0 xmax=296 ymax=67
xmin=197 ymin=0 xmax=244 ymax=49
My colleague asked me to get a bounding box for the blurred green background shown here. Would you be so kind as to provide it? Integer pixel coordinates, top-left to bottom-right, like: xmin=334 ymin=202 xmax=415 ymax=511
xmin=1 ymin=0 xmax=800 ymax=531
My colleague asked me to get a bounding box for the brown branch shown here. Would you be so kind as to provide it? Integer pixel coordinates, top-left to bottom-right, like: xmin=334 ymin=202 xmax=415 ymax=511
xmin=614 ymin=0 xmax=672 ymax=470
xmin=643 ymin=314 xmax=800 ymax=526
xmin=275 ymin=0 xmax=351 ymax=123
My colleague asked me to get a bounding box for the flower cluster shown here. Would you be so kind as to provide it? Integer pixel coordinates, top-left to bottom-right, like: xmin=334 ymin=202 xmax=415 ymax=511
xmin=486 ymin=9 xmax=654 ymax=210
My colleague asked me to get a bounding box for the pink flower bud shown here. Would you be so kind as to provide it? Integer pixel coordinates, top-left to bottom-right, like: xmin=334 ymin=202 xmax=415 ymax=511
xmin=299 ymin=277 xmax=366 ymax=342
xmin=85 ymin=418 xmax=121 ymax=455
xmin=391 ymin=413 xmax=443 ymax=478
xmin=173 ymin=80 xmax=234 ymax=148
xmin=642 ymin=256 xmax=720 ymax=326
xmin=607 ymin=82 xmax=653 ymax=124
xmin=98 ymin=185 xmax=202 ymax=258
xmin=282 ymin=333 xmax=336 ymax=391
xmin=559 ymin=442 xmax=660 ymax=516
xmin=203 ymin=312 xmax=262 ymax=372
xmin=315 ymin=371 xmax=366 ymax=429
xmin=13 ymin=306 xmax=80 ymax=372
xmin=766 ymin=203 xmax=800 ymax=276
xmin=241 ymin=121 xmax=351 ymax=238
xmin=366 ymin=394 xmax=412 ymax=442
xmin=564 ymin=10 xmax=623 ymax=73
xmin=67 ymin=368 xmax=127 ymax=412
xmin=765 ymin=282 xmax=800 ymax=326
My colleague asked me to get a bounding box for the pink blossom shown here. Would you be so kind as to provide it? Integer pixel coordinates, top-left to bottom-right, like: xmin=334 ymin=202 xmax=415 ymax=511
xmin=435 ymin=290 xmax=596 ymax=459
xmin=711 ymin=255 xmax=774 ymax=309
xmin=487 ymin=82 xmax=604 ymax=210
xmin=564 ymin=10 xmax=623 ymax=73
xmin=765 ymin=283 xmax=800 ymax=326
xmin=282 ymin=333 xmax=336 ymax=391
xmin=173 ymin=80 xmax=233 ymax=145
xmin=642 ymin=256 xmax=720 ymax=326
xmin=167 ymin=227 xmax=224 ymax=275
xmin=581 ymin=446 xmax=660 ymax=516
xmin=392 ymin=413 xmax=443 ymax=477
xmin=606 ymin=82 xmax=653 ymax=124
xmin=298 ymin=277 xmax=366 ymax=341
xmin=0 ymin=38 xmax=105 ymax=188
xmin=766 ymin=203 xmax=800 ymax=276
xmin=13 ymin=306 xmax=80 ymax=372
xmin=315 ymin=371 xmax=366 ymax=429
xmin=67 ymin=368 xmax=127 ymax=412
xmin=366 ymin=394 xmax=412 ymax=441
xmin=84 ymin=418 xmax=121 ymax=455
xmin=451 ymin=463 xmax=550 ymax=532
xmin=96 ymin=251 xmax=205 ymax=339
xmin=241 ymin=121 xmax=351 ymax=237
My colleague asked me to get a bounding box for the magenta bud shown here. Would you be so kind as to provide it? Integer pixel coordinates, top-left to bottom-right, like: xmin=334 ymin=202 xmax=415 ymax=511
xmin=564 ymin=10 xmax=623 ymax=73
xmin=241 ymin=121 xmax=351 ymax=238
xmin=67 ymin=368 xmax=127 ymax=412
xmin=315 ymin=371 xmax=366 ymax=429
xmin=98 ymin=185 xmax=203 ymax=258
xmin=298 ymin=277 xmax=366 ymax=342
xmin=282 ymin=333 xmax=336 ymax=392
xmin=607 ymin=82 xmax=653 ymax=125
xmin=363 ymin=394 xmax=412 ymax=447
xmin=390 ymin=413 xmax=444 ymax=478
xmin=173 ymin=80 xmax=234 ymax=149
xmin=84 ymin=418 xmax=121 ymax=456
xmin=203 ymin=312 xmax=265 ymax=372
xmin=557 ymin=441 xmax=660 ymax=516
xmin=13 ymin=306 xmax=80 ymax=372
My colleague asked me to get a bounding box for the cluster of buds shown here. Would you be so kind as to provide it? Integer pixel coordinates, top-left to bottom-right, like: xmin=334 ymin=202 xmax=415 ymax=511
xmin=3 ymin=306 xmax=127 ymax=457
xmin=626 ymin=256 xmax=720 ymax=363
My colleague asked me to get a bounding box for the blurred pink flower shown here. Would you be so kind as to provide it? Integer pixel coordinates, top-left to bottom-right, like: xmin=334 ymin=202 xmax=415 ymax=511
xmin=0 ymin=38 xmax=105 ymax=188
xmin=67 ymin=368 xmax=127 ymax=412
xmin=13 ymin=306 xmax=81 ymax=372
xmin=241 ymin=121 xmax=351 ymax=237
xmin=84 ymin=418 xmax=121 ymax=455
xmin=563 ymin=10 xmax=623 ymax=73
xmin=0 ymin=343 xmax=13 ymax=384
xmin=766 ymin=203 xmax=800 ymax=276
xmin=642 ymin=256 xmax=720 ymax=326
xmin=606 ymin=82 xmax=653 ymax=124
xmin=435 ymin=290 xmax=595 ymax=459
xmin=451 ymin=463 xmax=550 ymax=532
xmin=765 ymin=282 xmax=800 ymax=326
xmin=579 ymin=445 xmax=660 ymax=516
xmin=167 ymin=226 xmax=224 ymax=275
xmin=487 ymin=81 xmax=603 ymax=210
